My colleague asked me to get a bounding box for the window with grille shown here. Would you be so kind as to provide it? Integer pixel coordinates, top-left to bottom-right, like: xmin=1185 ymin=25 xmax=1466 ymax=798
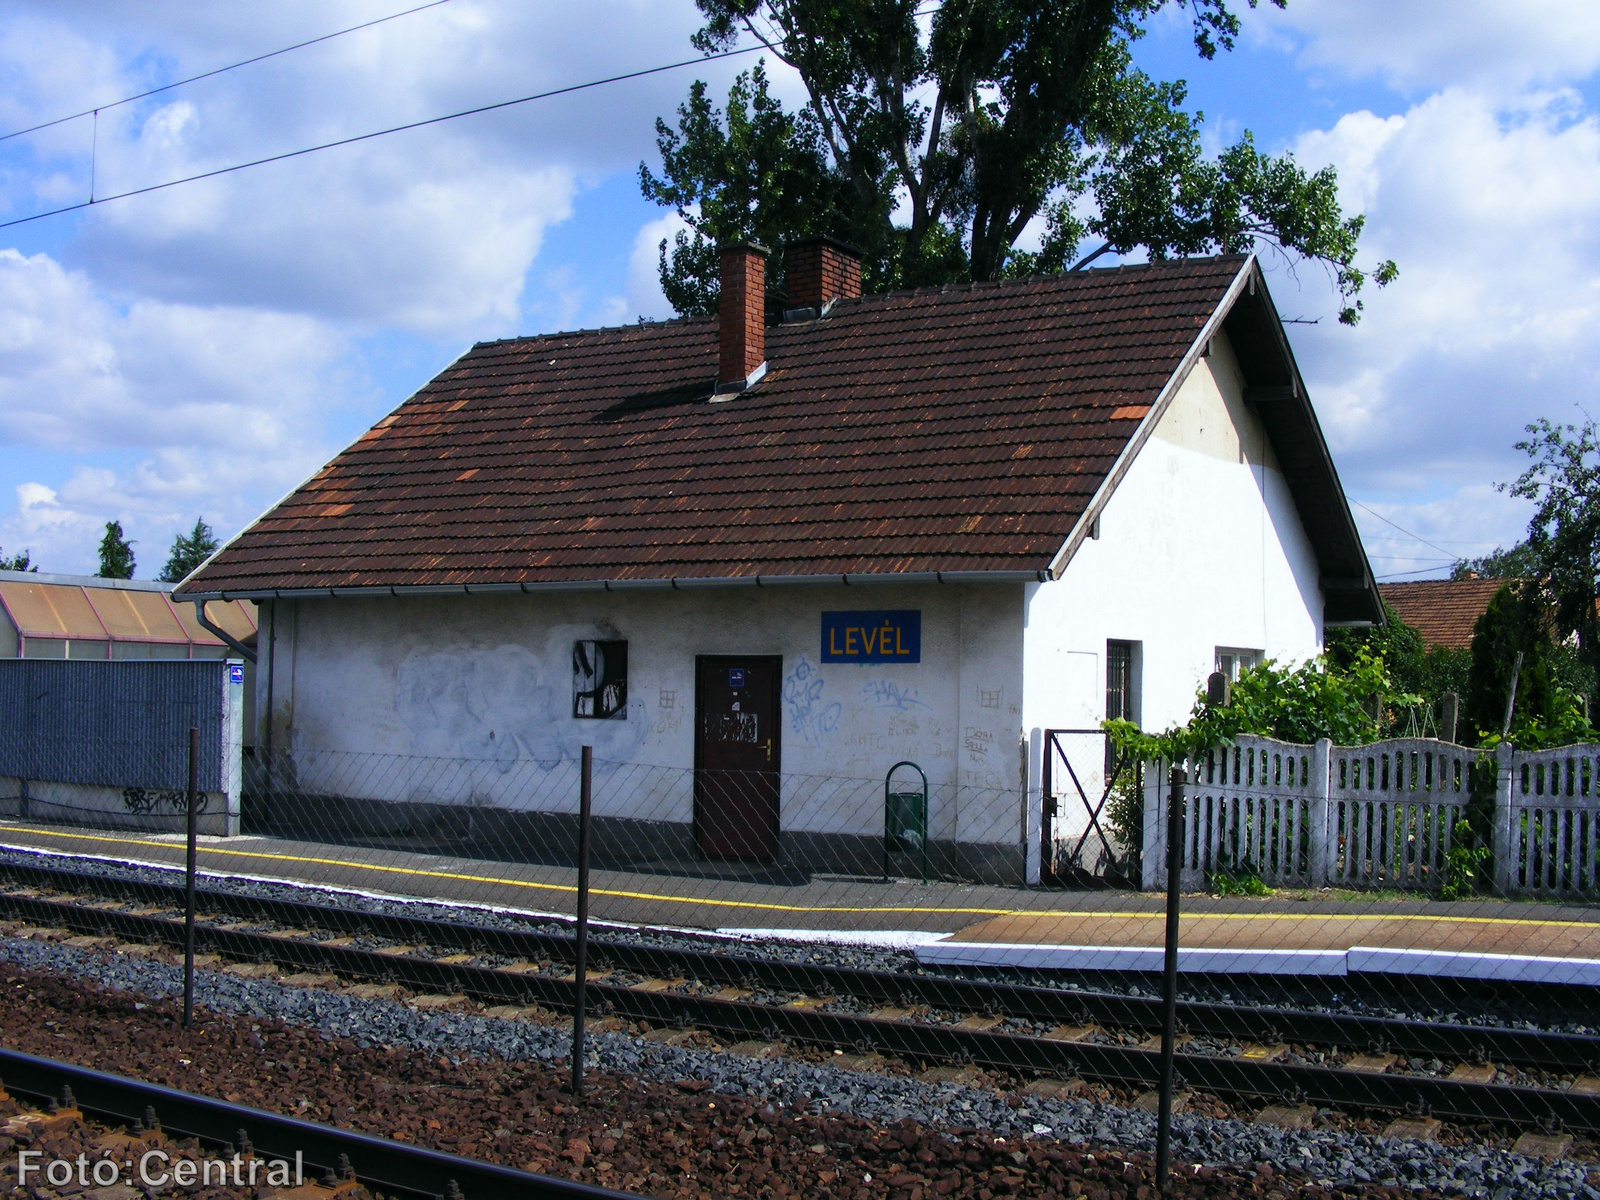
xmin=573 ymin=639 xmax=628 ymax=719
xmin=1106 ymin=640 xmax=1136 ymax=722
xmin=1105 ymin=640 xmax=1138 ymax=775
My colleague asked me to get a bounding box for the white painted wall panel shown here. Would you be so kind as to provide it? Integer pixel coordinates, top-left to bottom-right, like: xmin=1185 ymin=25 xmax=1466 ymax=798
xmin=273 ymin=582 xmax=1026 ymax=844
xmin=1021 ymin=330 xmax=1325 ymax=842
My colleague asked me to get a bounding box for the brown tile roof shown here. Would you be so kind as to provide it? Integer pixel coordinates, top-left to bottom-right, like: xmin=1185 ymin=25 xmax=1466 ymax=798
xmin=1378 ymin=578 xmax=1507 ymax=650
xmin=178 ymin=256 xmax=1259 ymax=596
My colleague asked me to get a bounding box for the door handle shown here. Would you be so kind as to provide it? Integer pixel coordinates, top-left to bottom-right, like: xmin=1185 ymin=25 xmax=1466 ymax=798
xmin=765 ymin=739 xmax=772 ymax=762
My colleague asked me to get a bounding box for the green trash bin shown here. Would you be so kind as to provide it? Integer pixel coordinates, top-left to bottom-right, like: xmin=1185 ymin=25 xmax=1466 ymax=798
xmin=883 ymin=761 xmax=929 ymax=884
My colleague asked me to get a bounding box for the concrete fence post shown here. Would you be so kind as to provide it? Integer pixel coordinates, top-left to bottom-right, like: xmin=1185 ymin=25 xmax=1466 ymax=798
xmin=1141 ymin=760 xmax=1166 ymax=891
xmin=1309 ymin=738 xmax=1332 ymax=887
xmin=1492 ymin=741 xmax=1516 ymax=895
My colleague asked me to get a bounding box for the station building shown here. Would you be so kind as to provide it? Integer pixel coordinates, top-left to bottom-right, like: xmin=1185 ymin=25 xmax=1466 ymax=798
xmin=175 ymin=244 xmax=1380 ymax=882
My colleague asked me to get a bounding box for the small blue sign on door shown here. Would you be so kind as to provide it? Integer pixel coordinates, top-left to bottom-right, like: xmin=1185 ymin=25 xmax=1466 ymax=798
xmin=821 ymin=610 xmax=921 ymax=663
xmin=728 ymin=668 xmax=746 ymax=688
xmin=228 ymin=664 xmax=245 ymax=685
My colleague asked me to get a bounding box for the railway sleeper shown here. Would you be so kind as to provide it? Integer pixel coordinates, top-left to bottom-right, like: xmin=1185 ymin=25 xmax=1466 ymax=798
xmin=5 ymin=866 xmax=1600 ymax=1077
xmin=3 ymin=900 xmax=1600 ymax=1137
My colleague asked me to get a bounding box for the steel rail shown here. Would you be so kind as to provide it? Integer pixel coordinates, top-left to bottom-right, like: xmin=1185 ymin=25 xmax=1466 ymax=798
xmin=0 ymin=1046 xmax=645 ymax=1200
xmin=2 ymin=892 xmax=1598 ymax=1132
xmin=0 ymin=860 xmax=1594 ymax=1075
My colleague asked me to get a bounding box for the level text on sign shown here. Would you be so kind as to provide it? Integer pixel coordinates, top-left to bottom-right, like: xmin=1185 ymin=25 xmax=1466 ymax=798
xmin=820 ymin=610 xmax=922 ymax=663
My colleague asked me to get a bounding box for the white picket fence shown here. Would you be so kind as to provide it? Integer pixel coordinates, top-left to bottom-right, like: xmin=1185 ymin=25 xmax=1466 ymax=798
xmin=1140 ymin=736 xmax=1600 ymax=899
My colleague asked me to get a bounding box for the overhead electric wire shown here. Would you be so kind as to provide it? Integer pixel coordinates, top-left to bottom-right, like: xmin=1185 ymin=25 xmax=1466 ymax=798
xmin=1376 ymin=564 xmax=1464 ymax=581
xmin=0 ymin=46 xmax=759 ymax=232
xmin=1351 ymin=498 xmax=1460 ymax=562
xmin=0 ymin=0 xmax=455 ymax=145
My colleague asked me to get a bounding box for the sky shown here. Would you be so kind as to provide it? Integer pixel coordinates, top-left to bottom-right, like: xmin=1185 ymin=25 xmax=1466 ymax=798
xmin=0 ymin=1 xmax=1595 ymax=582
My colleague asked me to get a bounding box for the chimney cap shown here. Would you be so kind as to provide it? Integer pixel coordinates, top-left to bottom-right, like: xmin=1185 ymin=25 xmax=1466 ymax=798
xmin=786 ymin=233 xmax=861 ymax=256
xmin=720 ymin=240 xmax=771 ymax=257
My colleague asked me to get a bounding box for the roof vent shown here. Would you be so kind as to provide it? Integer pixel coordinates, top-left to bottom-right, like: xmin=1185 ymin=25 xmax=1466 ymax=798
xmin=717 ymin=242 xmax=768 ymax=395
xmin=783 ymin=236 xmax=861 ymax=320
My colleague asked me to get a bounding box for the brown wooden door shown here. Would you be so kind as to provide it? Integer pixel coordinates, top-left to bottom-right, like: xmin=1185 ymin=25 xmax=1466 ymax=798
xmin=695 ymin=656 xmax=781 ymax=860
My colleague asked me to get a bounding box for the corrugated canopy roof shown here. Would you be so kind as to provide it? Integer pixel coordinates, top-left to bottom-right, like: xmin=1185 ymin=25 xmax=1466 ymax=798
xmin=177 ymin=254 xmax=1380 ymax=624
xmin=0 ymin=578 xmax=255 ymax=648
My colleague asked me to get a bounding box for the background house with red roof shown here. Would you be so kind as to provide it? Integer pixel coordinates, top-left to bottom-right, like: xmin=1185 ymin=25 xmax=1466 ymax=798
xmin=177 ymin=241 xmax=1379 ymax=883
xmin=1377 ymin=578 xmax=1504 ymax=651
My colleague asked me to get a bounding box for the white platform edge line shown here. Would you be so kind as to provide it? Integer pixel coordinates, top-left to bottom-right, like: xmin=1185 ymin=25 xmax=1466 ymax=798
xmin=1347 ymin=945 xmax=1600 ymax=985
xmin=916 ymin=941 xmax=1600 ymax=984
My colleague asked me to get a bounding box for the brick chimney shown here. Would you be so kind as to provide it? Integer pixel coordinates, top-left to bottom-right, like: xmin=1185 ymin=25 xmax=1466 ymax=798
xmin=717 ymin=242 xmax=768 ymax=393
xmin=784 ymin=235 xmax=862 ymax=317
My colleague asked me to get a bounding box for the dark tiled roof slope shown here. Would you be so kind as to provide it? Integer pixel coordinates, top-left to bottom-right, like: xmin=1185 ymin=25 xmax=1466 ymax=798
xmin=1378 ymin=579 xmax=1507 ymax=650
xmin=180 ymin=256 xmax=1246 ymax=594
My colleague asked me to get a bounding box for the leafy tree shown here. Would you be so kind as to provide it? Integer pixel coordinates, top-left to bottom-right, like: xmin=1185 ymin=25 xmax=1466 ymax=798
xmin=0 ymin=547 xmax=34 ymax=572
xmin=159 ymin=517 xmax=220 ymax=584
xmin=643 ymin=0 xmax=1396 ymax=319
xmin=1450 ymin=541 xmax=1539 ymax=581
xmin=1326 ymin=601 xmax=1470 ymax=723
xmin=97 ymin=520 xmax=135 ymax=580
xmin=1464 ymin=579 xmax=1592 ymax=749
xmin=1504 ymin=414 xmax=1600 ymax=693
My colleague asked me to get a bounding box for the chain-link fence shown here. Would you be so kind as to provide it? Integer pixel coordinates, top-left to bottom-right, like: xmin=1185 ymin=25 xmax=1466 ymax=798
xmin=1 ymin=719 xmax=1598 ymax=1170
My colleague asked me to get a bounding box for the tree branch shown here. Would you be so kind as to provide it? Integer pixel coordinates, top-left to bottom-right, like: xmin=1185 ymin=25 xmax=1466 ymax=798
xmin=1070 ymin=240 xmax=1114 ymax=271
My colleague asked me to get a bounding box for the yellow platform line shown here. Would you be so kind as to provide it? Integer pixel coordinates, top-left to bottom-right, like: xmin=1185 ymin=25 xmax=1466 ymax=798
xmin=3 ymin=823 xmax=1598 ymax=927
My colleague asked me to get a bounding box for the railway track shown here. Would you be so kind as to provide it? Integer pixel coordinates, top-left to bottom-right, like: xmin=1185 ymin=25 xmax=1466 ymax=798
xmin=0 ymin=1046 xmax=638 ymax=1200
xmin=3 ymin=860 xmax=1599 ymax=1136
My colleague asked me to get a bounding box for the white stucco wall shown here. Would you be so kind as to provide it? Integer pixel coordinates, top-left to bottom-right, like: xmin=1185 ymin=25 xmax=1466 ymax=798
xmin=1020 ymin=330 xmax=1325 ymax=847
xmin=258 ymin=582 xmax=1027 ymax=845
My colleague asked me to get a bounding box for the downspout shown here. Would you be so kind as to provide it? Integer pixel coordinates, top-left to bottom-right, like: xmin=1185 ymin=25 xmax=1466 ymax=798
xmin=192 ymin=600 xmax=257 ymax=664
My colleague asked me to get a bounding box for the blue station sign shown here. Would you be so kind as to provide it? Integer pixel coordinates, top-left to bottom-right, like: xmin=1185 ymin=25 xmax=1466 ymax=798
xmin=821 ymin=610 xmax=921 ymax=663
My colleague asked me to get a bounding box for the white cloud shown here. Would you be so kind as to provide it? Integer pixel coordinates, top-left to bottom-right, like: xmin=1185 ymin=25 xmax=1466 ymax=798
xmin=1265 ymin=86 xmax=1600 ymax=571
xmin=0 ymin=247 xmax=365 ymax=574
xmin=628 ymin=211 xmax=688 ymax=321
xmin=0 ymin=1 xmax=742 ymax=337
xmin=1252 ymin=0 xmax=1600 ymax=94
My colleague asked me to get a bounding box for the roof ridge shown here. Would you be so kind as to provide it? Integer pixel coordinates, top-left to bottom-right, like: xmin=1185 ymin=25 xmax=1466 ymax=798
xmin=472 ymin=311 xmax=710 ymax=350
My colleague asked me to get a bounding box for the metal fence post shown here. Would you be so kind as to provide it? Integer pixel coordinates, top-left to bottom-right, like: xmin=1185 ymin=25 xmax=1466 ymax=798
xmin=1155 ymin=765 xmax=1185 ymax=1191
xmin=183 ymin=725 xmax=199 ymax=1031
xmin=1309 ymin=739 xmax=1332 ymax=887
xmin=1492 ymin=741 xmax=1515 ymax=895
xmin=571 ymin=746 xmax=594 ymax=1097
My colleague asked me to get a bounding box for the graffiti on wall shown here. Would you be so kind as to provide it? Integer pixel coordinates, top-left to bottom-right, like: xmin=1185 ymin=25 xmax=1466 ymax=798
xmin=860 ymin=680 xmax=931 ymax=712
xmin=782 ymin=656 xmax=841 ymax=748
xmin=395 ymin=631 xmax=648 ymax=769
xmin=122 ymin=787 xmax=207 ymax=815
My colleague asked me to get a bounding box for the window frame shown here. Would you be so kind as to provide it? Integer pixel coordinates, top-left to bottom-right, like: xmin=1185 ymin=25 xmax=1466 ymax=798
xmin=573 ymin=639 xmax=628 ymax=720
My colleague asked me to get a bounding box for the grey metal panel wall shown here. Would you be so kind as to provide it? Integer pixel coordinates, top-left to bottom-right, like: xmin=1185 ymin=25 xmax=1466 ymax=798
xmin=0 ymin=660 xmax=227 ymax=791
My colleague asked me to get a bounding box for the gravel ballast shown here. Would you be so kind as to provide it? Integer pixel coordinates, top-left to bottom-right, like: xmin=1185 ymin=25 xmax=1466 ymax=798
xmin=0 ymin=937 xmax=1594 ymax=1199
xmin=0 ymin=844 xmax=1591 ymax=1036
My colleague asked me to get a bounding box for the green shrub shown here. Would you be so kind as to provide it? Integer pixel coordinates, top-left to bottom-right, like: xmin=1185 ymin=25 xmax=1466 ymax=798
xmin=1105 ymin=648 xmax=1421 ymax=765
xmin=1440 ymin=820 xmax=1490 ymax=901
xmin=1210 ymin=866 xmax=1269 ymax=897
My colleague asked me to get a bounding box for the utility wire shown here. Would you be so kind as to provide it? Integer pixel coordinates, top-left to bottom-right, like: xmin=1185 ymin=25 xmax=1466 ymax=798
xmin=0 ymin=46 xmax=759 ymax=232
xmin=0 ymin=0 xmax=455 ymax=145
xmin=1351 ymin=498 xmax=1460 ymax=562
xmin=1376 ymin=564 xmax=1463 ymax=581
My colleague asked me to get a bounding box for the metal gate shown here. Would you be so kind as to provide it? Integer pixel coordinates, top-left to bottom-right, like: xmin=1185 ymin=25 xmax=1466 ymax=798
xmin=1041 ymin=728 xmax=1139 ymax=887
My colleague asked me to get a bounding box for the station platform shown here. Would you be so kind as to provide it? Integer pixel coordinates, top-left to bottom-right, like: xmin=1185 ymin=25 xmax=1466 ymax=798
xmin=1 ymin=819 xmax=1596 ymax=983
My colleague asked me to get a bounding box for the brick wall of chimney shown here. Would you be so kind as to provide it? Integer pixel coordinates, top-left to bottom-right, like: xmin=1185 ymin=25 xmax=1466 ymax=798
xmin=719 ymin=243 xmax=767 ymax=386
xmin=784 ymin=236 xmax=862 ymax=311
